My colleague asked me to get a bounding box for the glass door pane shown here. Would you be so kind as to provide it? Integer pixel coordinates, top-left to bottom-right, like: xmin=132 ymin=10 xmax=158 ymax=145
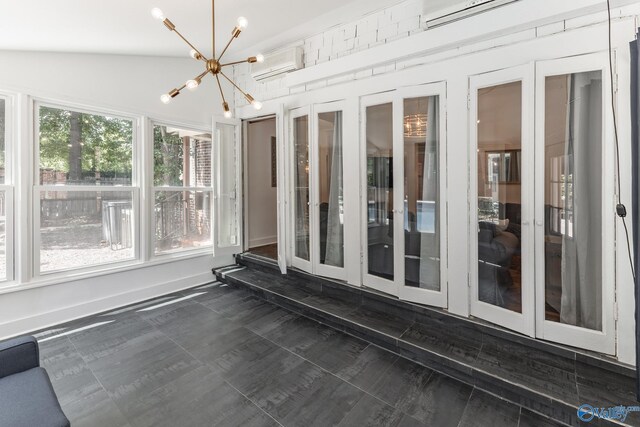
xmin=543 ymin=71 xmax=602 ymax=331
xmin=476 ymin=81 xmax=523 ymax=313
xmin=294 ymin=115 xmax=310 ymax=262
xmin=366 ymin=103 xmax=394 ymax=281
xmin=317 ymin=111 xmax=344 ymax=268
xmin=403 ymin=96 xmax=440 ymax=291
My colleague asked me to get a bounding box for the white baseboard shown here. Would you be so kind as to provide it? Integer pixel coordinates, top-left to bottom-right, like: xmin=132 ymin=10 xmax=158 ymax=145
xmin=0 ymin=271 xmax=215 ymax=340
xmin=249 ymin=235 xmax=277 ymax=248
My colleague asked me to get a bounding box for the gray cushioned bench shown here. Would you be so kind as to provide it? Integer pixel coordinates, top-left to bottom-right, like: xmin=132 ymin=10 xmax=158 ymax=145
xmin=0 ymin=336 xmax=70 ymax=427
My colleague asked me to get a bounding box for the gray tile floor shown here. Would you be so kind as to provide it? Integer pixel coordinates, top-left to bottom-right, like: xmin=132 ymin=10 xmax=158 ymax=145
xmin=36 ymin=282 xmax=562 ymax=427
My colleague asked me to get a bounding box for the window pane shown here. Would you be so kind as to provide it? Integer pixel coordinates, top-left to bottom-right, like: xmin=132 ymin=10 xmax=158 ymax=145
xmin=39 ymin=190 xmax=134 ymax=273
xmin=318 ymin=111 xmax=344 ymax=268
xmin=153 ymin=125 xmax=212 ymax=187
xmin=544 ymin=71 xmax=602 ymax=331
xmin=38 ymin=106 xmax=133 ymax=185
xmin=154 ymin=190 xmax=212 ymax=254
xmin=404 ymin=96 xmax=440 ymax=290
xmin=0 ymin=98 xmax=5 ymax=184
xmin=216 ymin=122 xmax=239 ymax=248
xmin=477 ymin=81 xmax=522 ymax=313
xmin=294 ymin=115 xmax=310 ymax=261
xmin=366 ymin=103 xmax=393 ymax=280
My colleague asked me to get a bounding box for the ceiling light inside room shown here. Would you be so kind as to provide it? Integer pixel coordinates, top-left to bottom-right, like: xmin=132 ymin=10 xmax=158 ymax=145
xmin=404 ymin=113 xmax=427 ymax=138
xmin=152 ymin=0 xmax=264 ymax=117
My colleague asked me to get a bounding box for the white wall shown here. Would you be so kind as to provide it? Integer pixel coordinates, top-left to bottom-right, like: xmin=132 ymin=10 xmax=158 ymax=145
xmin=246 ymin=118 xmax=278 ymax=248
xmin=0 ymin=50 xmax=234 ymax=123
xmin=0 ymin=50 xmax=236 ymax=340
xmin=233 ymin=0 xmax=640 ymax=365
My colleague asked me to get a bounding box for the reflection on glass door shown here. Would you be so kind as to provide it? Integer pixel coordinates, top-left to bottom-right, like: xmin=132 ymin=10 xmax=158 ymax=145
xmin=476 ymin=81 xmax=523 ymax=313
xmin=403 ymin=96 xmax=440 ymax=291
xmin=536 ymin=54 xmax=614 ymax=354
xmin=544 ymin=71 xmax=602 ymax=330
xmin=365 ymin=102 xmax=394 ymax=283
xmin=293 ymin=115 xmax=310 ymax=265
xmin=316 ymin=111 xmax=344 ymax=271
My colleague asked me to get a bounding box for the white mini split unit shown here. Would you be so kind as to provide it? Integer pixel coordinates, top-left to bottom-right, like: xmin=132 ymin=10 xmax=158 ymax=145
xmin=423 ymin=0 xmax=520 ymax=29
xmin=250 ymin=46 xmax=304 ymax=81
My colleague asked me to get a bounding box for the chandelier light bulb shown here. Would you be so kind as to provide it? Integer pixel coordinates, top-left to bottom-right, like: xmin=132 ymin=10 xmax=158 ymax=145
xmin=151 ymin=8 xmax=165 ymax=21
xmin=252 ymin=100 xmax=263 ymax=110
xmin=160 ymin=94 xmax=172 ymax=104
xmin=189 ymin=49 xmax=199 ymax=59
xmin=237 ymin=16 xmax=248 ymax=29
xmin=223 ymin=101 xmax=232 ymax=118
xmin=186 ymin=79 xmax=200 ymax=90
xmin=256 ymin=54 xmax=265 ymax=63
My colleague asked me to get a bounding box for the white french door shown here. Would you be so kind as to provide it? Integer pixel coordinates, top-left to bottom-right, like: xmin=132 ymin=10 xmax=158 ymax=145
xmin=312 ymin=101 xmax=347 ymax=281
xmin=360 ymin=84 xmax=448 ymax=308
xmin=290 ymin=107 xmax=313 ymax=272
xmin=213 ymin=116 xmax=242 ymax=257
xmin=289 ymin=103 xmax=347 ymax=281
xmin=469 ymin=64 xmax=535 ymax=336
xmin=534 ymin=52 xmax=616 ymax=354
xmin=361 ymin=92 xmax=397 ymax=295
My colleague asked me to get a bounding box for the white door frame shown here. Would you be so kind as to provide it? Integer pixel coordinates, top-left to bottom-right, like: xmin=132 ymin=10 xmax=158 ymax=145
xmin=534 ymin=52 xmax=616 ymax=354
xmin=468 ymin=64 xmax=535 ymax=337
xmin=312 ymin=100 xmax=348 ymax=281
xmin=396 ymin=82 xmax=449 ymax=308
xmin=360 ymin=91 xmax=398 ymax=295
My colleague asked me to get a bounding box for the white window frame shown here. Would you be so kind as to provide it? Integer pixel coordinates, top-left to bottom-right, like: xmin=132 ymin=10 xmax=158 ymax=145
xmin=0 ymin=93 xmax=15 ymax=284
xmin=150 ymin=121 xmax=214 ymax=258
xmin=32 ymin=100 xmax=141 ymax=278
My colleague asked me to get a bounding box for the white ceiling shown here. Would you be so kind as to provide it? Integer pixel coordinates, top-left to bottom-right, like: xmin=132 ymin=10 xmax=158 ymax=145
xmin=0 ymin=0 xmax=452 ymax=60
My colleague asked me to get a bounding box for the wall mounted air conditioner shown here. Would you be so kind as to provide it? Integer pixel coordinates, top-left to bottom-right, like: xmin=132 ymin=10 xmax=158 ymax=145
xmin=423 ymin=0 xmax=520 ymax=29
xmin=250 ymin=47 xmax=303 ymax=81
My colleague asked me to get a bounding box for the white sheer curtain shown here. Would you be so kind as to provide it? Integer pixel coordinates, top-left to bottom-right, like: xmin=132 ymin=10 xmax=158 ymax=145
xmin=325 ymin=112 xmax=344 ymax=267
xmin=560 ymin=72 xmax=602 ymax=330
xmin=418 ymin=97 xmax=440 ymax=290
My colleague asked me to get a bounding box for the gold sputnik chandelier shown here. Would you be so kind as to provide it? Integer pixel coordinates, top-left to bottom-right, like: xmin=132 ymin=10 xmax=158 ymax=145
xmin=151 ymin=0 xmax=263 ymax=117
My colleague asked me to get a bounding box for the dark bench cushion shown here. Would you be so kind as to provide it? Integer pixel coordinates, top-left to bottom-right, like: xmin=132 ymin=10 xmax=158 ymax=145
xmin=0 ymin=367 xmax=70 ymax=427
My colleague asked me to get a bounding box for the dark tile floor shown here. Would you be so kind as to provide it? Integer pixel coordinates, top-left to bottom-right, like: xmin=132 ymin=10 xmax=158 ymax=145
xmin=35 ymin=281 xmax=563 ymax=427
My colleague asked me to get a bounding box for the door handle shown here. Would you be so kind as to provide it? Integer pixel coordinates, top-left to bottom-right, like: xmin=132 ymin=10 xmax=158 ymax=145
xmin=522 ymin=220 xmax=530 ymax=226
xmin=536 ymin=220 xmax=543 ymax=226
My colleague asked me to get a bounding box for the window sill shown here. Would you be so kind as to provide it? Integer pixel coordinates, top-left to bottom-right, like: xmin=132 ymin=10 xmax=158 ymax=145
xmin=0 ymin=251 xmax=217 ymax=296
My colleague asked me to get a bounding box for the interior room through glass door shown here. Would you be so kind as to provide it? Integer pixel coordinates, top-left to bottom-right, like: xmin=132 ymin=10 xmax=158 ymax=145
xmin=469 ymin=65 xmax=534 ymax=336
xmin=361 ymin=93 xmax=397 ymax=295
xmin=313 ymin=102 xmax=346 ymax=280
xmin=397 ymin=83 xmax=447 ymax=308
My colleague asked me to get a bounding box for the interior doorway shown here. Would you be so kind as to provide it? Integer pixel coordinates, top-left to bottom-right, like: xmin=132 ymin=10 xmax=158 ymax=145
xmin=243 ymin=116 xmax=278 ymax=260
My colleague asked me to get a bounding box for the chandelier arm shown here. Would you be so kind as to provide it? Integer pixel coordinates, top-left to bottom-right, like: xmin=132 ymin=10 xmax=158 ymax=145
xmin=171 ymin=27 xmax=209 ymax=61
xmin=219 ymin=71 xmax=249 ymax=98
xmin=221 ymin=59 xmax=251 ymax=67
xmin=211 ymin=0 xmax=216 ymax=58
xmin=215 ymin=74 xmax=227 ymax=104
xmin=193 ymin=69 xmax=210 ymax=82
xmin=217 ymin=33 xmax=238 ymax=63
